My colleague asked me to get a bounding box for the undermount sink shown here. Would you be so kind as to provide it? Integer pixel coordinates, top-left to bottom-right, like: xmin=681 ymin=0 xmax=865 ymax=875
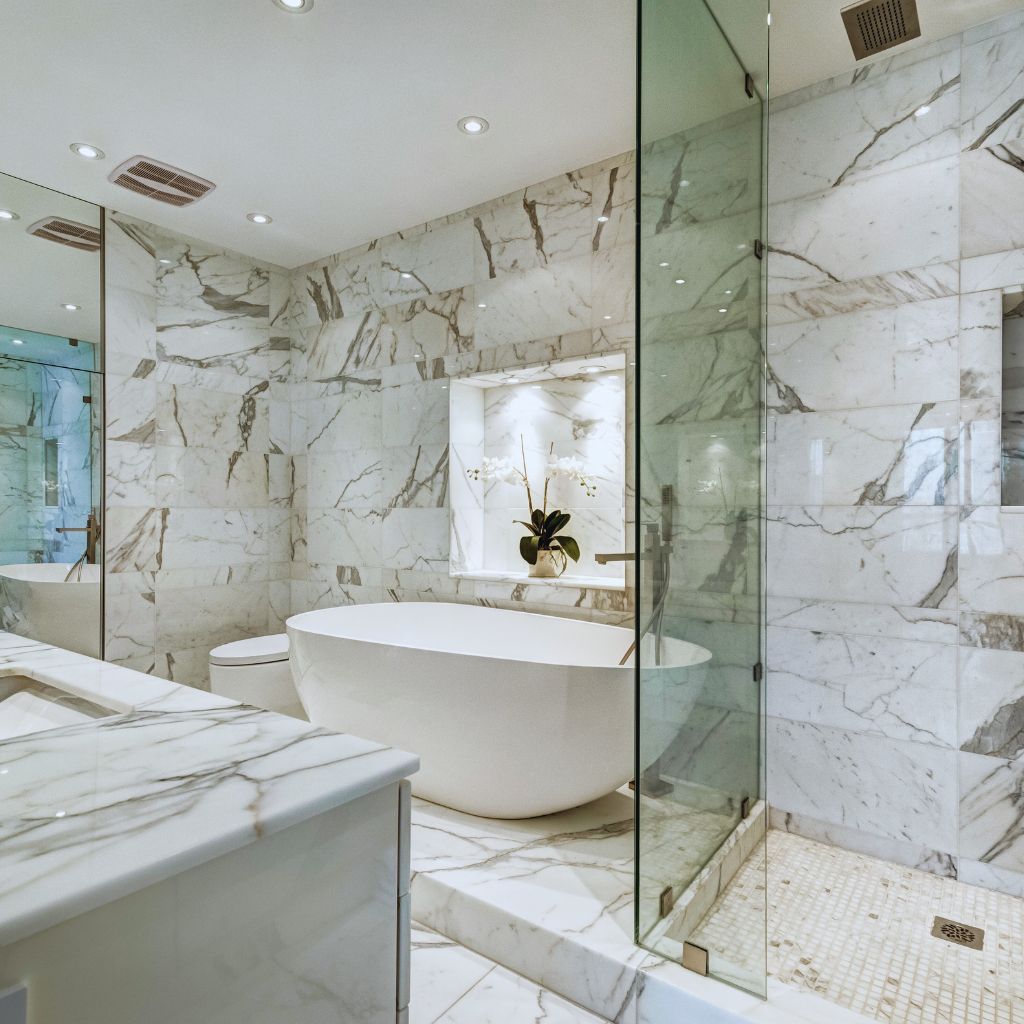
xmin=0 ymin=673 xmax=113 ymax=741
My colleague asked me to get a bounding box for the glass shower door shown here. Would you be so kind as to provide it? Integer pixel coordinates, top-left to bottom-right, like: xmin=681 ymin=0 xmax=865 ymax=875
xmin=635 ymin=0 xmax=767 ymax=996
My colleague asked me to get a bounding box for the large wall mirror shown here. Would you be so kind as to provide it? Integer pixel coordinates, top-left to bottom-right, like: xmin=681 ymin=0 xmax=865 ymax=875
xmin=0 ymin=171 xmax=102 ymax=657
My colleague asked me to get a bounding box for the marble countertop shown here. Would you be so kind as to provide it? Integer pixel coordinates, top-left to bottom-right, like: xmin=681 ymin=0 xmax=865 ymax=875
xmin=0 ymin=633 xmax=418 ymax=948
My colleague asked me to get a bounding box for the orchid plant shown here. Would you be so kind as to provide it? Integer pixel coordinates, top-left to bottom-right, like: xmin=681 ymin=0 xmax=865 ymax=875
xmin=468 ymin=437 xmax=596 ymax=574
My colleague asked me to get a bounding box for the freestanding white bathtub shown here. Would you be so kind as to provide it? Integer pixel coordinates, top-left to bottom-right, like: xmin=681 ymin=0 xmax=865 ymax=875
xmin=287 ymin=602 xmax=711 ymax=819
xmin=0 ymin=563 xmax=101 ymax=658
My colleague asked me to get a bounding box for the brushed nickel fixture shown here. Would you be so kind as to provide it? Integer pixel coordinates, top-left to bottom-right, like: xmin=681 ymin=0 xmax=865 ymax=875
xmin=108 ymin=156 xmax=216 ymax=207
xmin=56 ymin=509 xmax=101 ymax=577
xmin=682 ymin=941 xmax=709 ymax=975
xmin=26 ymin=216 xmax=101 ymax=252
xmin=841 ymin=0 xmax=921 ymax=60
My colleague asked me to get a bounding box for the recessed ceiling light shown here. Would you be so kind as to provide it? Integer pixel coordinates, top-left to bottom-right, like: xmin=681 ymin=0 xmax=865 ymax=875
xmin=10 ymin=338 xmax=23 ymax=346
xmin=914 ymin=105 xmax=931 ymax=117
xmin=0 ymin=209 xmax=19 ymax=221
xmin=272 ymin=0 xmax=313 ymax=11
xmin=247 ymin=212 xmax=273 ymax=224
xmin=70 ymin=142 xmax=105 ymax=161
xmin=674 ymin=278 xmax=686 ymax=285
xmin=596 ymin=215 xmax=609 ymax=223
xmin=458 ymin=116 xmax=490 ymax=135
xmin=61 ymin=303 xmax=81 ymax=311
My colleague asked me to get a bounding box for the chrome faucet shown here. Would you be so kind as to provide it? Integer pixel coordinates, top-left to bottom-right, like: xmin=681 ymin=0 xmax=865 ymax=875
xmin=56 ymin=509 xmax=101 ymax=577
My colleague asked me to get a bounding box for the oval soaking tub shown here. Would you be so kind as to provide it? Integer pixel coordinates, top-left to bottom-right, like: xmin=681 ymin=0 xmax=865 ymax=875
xmin=287 ymin=602 xmax=711 ymax=819
xmin=0 ymin=563 xmax=101 ymax=658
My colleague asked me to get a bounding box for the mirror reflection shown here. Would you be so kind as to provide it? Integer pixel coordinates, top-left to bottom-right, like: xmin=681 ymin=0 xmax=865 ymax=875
xmin=0 ymin=171 xmax=102 ymax=656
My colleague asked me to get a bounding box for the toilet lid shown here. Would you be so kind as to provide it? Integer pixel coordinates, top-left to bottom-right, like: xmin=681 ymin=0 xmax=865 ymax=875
xmin=209 ymin=634 xmax=289 ymax=667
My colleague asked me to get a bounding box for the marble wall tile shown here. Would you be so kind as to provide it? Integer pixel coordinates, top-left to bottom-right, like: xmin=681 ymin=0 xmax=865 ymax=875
xmin=767 ymin=718 xmax=958 ymax=853
xmin=382 ymin=507 xmax=449 ymax=572
xmin=767 ymin=402 xmax=958 ymax=507
xmin=155 ymin=383 xmax=270 ymax=452
xmin=769 ymin=47 xmax=961 ymax=204
xmin=958 ymin=646 xmax=1024 ymax=759
xmin=382 ymin=379 xmax=450 ymax=447
xmin=307 ymin=450 xmax=382 ymax=509
xmin=155 ymin=447 xmax=269 ymax=508
xmin=767 ymin=506 xmax=957 ymax=608
xmin=767 ymin=626 xmax=957 ymax=747
xmin=961 ymin=140 xmax=1024 ymax=259
xmin=960 ymin=13 xmax=1024 ymax=151
xmin=768 ymin=157 xmax=959 ymax=295
xmin=377 ymin=220 xmax=475 ymax=304
xmin=766 ymin=260 xmax=960 ymax=326
xmin=959 ymin=506 xmax=1024 ymax=634
xmin=766 ymin=594 xmax=958 ymax=645
xmin=471 ymin=172 xmax=592 ymax=278
xmin=961 ymin=247 xmax=1024 ymax=293
xmin=474 ymin=256 xmax=592 ymax=349
xmin=767 ymin=297 xmax=959 ymax=412
xmin=306 ymin=507 xmax=382 ymax=567
xmin=958 ymin=751 xmax=1024 ymax=872
xmin=959 ymin=289 xmax=1002 ymax=399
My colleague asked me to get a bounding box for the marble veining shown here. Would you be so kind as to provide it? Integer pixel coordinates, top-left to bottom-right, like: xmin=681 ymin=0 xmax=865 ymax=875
xmin=0 ymin=632 xmax=417 ymax=948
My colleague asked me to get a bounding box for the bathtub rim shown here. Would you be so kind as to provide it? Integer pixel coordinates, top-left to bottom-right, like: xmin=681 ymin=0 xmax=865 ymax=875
xmin=286 ymin=602 xmax=711 ymax=673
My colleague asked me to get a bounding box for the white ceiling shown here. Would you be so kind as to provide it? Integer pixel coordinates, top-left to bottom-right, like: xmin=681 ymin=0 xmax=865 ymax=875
xmin=0 ymin=1 xmax=635 ymax=269
xmin=758 ymin=0 xmax=1023 ymax=97
xmin=0 ymin=0 xmax=1019 ymax=271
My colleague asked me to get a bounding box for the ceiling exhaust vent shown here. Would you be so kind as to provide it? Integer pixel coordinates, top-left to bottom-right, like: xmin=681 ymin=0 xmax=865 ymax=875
xmin=108 ymin=156 xmax=215 ymax=207
xmin=841 ymin=0 xmax=921 ymax=60
xmin=26 ymin=217 xmax=101 ymax=253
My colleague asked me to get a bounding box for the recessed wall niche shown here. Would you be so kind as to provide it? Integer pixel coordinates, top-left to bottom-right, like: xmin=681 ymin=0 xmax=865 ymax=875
xmin=449 ymin=353 xmax=626 ymax=587
xmin=1002 ymin=285 xmax=1024 ymax=506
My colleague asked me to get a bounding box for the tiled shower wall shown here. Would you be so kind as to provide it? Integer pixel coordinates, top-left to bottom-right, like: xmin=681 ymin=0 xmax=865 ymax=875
xmin=103 ymin=213 xmax=292 ymax=686
xmin=284 ymin=153 xmax=635 ymax=622
xmin=765 ymin=10 xmax=1024 ymax=898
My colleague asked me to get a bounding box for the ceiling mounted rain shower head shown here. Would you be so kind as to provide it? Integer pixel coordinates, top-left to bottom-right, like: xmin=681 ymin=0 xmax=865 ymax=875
xmin=841 ymin=0 xmax=921 ymax=60
xmin=26 ymin=217 xmax=101 ymax=252
xmin=108 ymin=156 xmax=216 ymax=207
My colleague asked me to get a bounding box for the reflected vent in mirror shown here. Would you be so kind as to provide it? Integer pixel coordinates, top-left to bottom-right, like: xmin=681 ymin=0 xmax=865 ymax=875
xmin=841 ymin=0 xmax=920 ymax=60
xmin=26 ymin=217 xmax=101 ymax=253
xmin=108 ymin=156 xmax=216 ymax=207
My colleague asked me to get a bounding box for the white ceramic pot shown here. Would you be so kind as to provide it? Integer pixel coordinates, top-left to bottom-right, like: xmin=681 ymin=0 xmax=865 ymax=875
xmin=528 ymin=548 xmax=567 ymax=578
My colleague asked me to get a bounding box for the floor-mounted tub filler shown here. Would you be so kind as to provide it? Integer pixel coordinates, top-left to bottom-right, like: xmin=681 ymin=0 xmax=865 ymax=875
xmin=288 ymin=602 xmax=711 ymax=819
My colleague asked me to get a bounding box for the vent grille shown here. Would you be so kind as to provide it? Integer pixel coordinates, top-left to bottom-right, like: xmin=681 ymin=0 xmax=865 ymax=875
xmin=108 ymin=156 xmax=216 ymax=207
xmin=931 ymin=916 xmax=984 ymax=951
xmin=26 ymin=217 xmax=101 ymax=252
xmin=841 ymin=0 xmax=921 ymax=60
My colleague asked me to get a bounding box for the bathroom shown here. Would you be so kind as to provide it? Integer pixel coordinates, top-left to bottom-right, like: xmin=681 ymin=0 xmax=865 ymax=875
xmin=0 ymin=0 xmax=1022 ymax=1020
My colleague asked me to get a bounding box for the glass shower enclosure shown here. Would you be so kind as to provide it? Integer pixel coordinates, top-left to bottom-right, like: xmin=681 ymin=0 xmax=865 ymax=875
xmin=635 ymin=0 xmax=768 ymax=997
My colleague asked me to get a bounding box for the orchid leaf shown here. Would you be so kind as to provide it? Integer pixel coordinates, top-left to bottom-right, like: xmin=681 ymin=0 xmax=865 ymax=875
xmin=520 ymin=534 xmax=540 ymax=565
xmin=555 ymin=535 xmax=580 ymax=562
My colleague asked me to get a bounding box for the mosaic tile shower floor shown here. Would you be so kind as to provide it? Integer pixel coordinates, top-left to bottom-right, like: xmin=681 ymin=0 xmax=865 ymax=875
xmin=689 ymin=830 xmax=1024 ymax=1024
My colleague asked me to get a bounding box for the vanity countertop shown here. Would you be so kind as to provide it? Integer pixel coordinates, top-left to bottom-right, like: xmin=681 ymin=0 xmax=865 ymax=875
xmin=0 ymin=633 xmax=418 ymax=948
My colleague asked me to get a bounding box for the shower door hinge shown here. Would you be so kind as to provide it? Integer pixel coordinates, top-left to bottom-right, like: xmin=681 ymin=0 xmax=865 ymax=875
xmin=740 ymin=796 xmax=751 ymax=820
xmin=744 ymin=72 xmax=755 ymax=99
xmin=68 ymin=338 xmax=79 ymax=347
xmin=753 ymin=238 xmax=764 ymax=260
xmin=81 ymin=395 xmax=92 ymax=405
xmin=682 ymin=941 xmax=709 ymax=976
xmin=659 ymin=885 xmax=676 ymax=919
xmin=753 ymin=661 xmax=763 ymax=683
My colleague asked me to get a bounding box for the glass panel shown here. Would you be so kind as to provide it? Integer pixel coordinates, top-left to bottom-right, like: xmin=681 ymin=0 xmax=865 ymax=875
xmin=636 ymin=0 xmax=767 ymax=997
xmin=0 ymin=170 xmax=103 ymax=657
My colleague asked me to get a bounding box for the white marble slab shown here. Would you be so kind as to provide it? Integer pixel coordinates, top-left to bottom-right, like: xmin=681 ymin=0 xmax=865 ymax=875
xmin=0 ymin=632 xmax=417 ymax=948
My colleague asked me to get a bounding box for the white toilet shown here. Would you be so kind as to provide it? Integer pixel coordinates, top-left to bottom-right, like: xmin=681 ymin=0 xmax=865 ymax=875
xmin=208 ymin=634 xmax=305 ymax=719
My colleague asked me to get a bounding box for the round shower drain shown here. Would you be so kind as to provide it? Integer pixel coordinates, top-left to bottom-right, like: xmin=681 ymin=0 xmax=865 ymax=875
xmin=931 ymin=916 xmax=984 ymax=950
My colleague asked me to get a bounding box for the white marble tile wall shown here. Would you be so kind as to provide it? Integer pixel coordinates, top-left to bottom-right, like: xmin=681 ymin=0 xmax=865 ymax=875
xmin=103 ymin=213 xmax=291 ymax=687
xmin=765 ymin=10 xmax=1024 ymax=898
xmin=288 ymin=153 xmax=635 ymax=624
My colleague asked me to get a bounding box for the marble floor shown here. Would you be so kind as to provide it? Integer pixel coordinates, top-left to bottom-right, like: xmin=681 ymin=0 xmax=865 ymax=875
xmin=411 ymin=925 xmax=610 ymax=1023
xmin=689 ymin=831 xmax=1024 ymax=1024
